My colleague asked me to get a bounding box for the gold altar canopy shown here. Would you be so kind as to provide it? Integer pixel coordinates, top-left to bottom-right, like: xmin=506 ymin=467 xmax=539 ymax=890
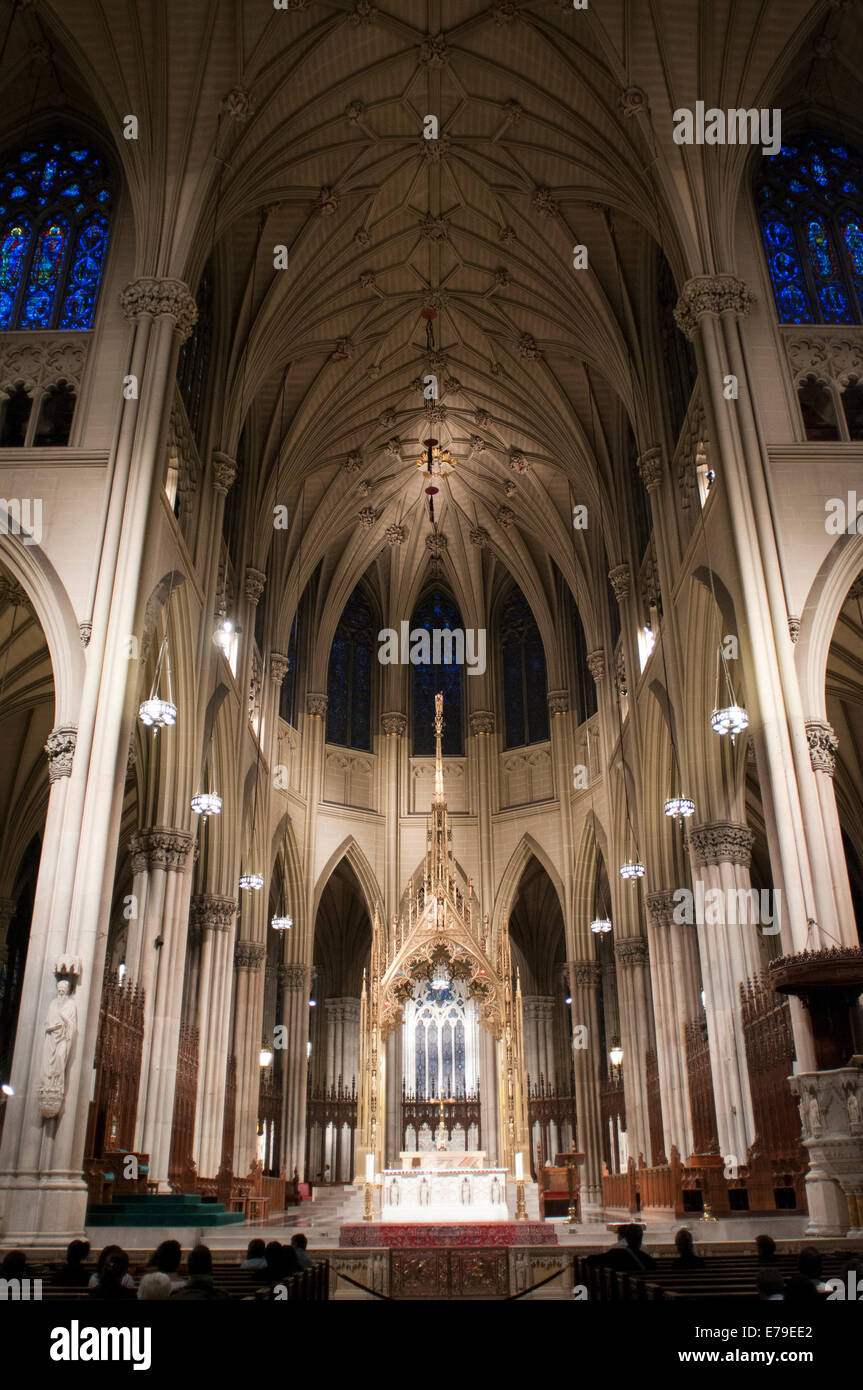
xmin=356 ymin=694 xmax=530 ymax=1181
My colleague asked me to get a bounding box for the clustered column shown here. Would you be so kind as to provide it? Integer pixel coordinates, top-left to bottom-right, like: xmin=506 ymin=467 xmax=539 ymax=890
xmin=279 ymin=963 xmax=311 ymax=1178
xmin=613 ymin=937 xmax=653 ymax=1164
xmin=188 ymin=894 xmax=237 ymax=1178
xmin=568 ymin=959 xmax=603 ymax=1210
xmin=645 ymin=888 xmax=701 ymax=1160
xmin=231 ymin=938 xmax=266 ymax=1175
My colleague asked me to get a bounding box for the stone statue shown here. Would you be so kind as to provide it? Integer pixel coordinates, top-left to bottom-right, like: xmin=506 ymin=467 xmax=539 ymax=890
xmin=39 ymin=977 xmax=77 ymax=1118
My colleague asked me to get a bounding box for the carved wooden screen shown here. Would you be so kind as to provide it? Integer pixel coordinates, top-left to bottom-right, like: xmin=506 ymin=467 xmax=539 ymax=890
xmin=86 ymin=967 xmax=145 ymax=1158
xmin=740 ymin=975 xmax=804 ymax=1159
xmin=685 ymin=1018 xmax=719 ymax=1154
xmin=168 ymin=1023 xmax=199 ymax=1187
xmin=645 ymin=1049 xmax=666 ymax=1165
xmin=221 ymin=1053 xmax=237 ymax=1170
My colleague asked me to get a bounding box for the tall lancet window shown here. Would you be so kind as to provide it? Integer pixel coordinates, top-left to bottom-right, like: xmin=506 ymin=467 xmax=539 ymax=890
xmin=500 ymin=586 xmax=549 ymax=748
xmin=411 ymin=590 xmax=464 ymax=756
xmin=755 ymin=134 xmax=863 ymax=324
xmin=0 ymin=138 xmax=115 ymax=331
xmin=403 ymin=977 xmax=478 ymax=1100
xmin=326 ymin=588 xmax=374 ymax=750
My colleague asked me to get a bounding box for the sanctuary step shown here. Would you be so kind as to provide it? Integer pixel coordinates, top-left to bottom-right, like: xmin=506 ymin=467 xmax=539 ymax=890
xmin=85 ymin=1193 xmax=246 ymax=1227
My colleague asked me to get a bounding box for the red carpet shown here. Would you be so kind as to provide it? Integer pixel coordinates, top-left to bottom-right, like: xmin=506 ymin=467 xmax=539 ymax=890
xmin=339 ymin=1221 xmax=557 ymax=1247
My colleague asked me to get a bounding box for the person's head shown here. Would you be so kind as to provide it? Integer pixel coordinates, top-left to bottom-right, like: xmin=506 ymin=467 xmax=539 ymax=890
xmin=798 ymin=1247 xmax=823 ymax=1279
xmin=101 ymin=1251 xmax=130 ymax=1286
xmin=675 ymin=1228 xmax=695 ymax=1256
xmin=152 ymin=1239 xmax=181 ymax=1274
xmin=758 ymin=1269 xmax=785 ymax=1300
xmin=96 ymin=1244 xmax=124 ymax=1276
xmin=264 ymin=1241 xmax=284 ymax=1271
xmin=137 ymin=1272 xmax=171 ymax=1301
xmin=756 ymin=1233 xmax=776 ymax=1263
xmin=0 ymin=1250 xmax=27 ymax=1277
xmin=187 ymin=1245 xmax=213 ymax=1279
xmin=65 ymin=1239 xmax=89 ymax=1267
xmin=625 ymin=1224 xmax=644 ymax=1251
xmin=246 ymin=1239 xmax=266 ymax=1260
xmin=291 ymin=1234 xmax=308 ymax=1251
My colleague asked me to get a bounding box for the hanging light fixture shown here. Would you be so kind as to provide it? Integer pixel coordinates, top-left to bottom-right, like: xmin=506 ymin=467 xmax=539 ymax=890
xmin=258 ymin=1041 xmax=274 ymax=1068
xmin=710 ymin=641 xmax=748 ymax=740
xmin=590 ymin=916 xmax=612 ymax=935
xmin=191 ymin=791 xmax=222 ymax=817
xmin=271 ymin=913 xmax=293 ymax=932
xmin=239 ymin=871 xmax=264 ymax=892
xmin=213 ymin=617 xmax=234 ymax=654
xmin=609 ymin=1037 xmax=623 ymax=1068
xmin=619 ymin=860 xmax=645 ymax=880
xmin=664 ymin=796 xmax=695 ymax=819
xmin=415 ymin=437 xmax=457 ymax=477
xmin=139 ymin=603 xmax=177 ymax=729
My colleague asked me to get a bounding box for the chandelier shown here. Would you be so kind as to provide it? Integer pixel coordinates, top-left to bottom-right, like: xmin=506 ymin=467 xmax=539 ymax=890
xmin=271 ymin=914 xmax=293 ymax=932
xmin=664 ymin=796 xmax=695 ymax=820
xmin=589 ymin=917 xmax=612 ymax=935
xmin=239 ymin=872 xmax=264 ymax=891
xmin=415 ymin=437 xmax=457 ymax=477
xmin=191 ymin=792 xmax=222 ymax=817
xmin=619 ymin=860 xmax=645 ymax=880
xmin=711 ymin=703 xmax=749 ymax=738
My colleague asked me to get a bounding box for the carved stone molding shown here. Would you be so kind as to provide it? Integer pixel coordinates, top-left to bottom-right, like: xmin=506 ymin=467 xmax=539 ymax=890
xmin=614 ymin=937 xmax=649 ymax=967
xmin=784 ymin=333 xmax=863 ymax=388
xmin=674 ymin=274 xmax=755 ymax=341
xmin=211 ymin=452 xmax=237 ymax=495
xmin=130 ymin=826 xmax=195 ymax=874
xmin=0 ymin=335 xmax=89 ymax=396
xmin=234 ymin=939 xmax=267 ymax=971
xmin=385 ymin=524 xmax=406 ymax=546
xmin=270 ymin=652 xmax=291 ymax=685
xmin=470 ymin=710 xmax=495 ymax=736
xmin=608 ymin=564 xmax=631 ymax=603
xmin=189 ymin=895 xmax=237 ymax=935
xmin=307 ymin=693 xmax=328 ymax=718
xmin=469 ymin=526 xmax=489 ymax=547
xmin=547 ymin=690 xmax=569 ymax=717
xmin=280 ymin=963 xmax=311 ymax=990
xmin=358 ymin=506 xmax=379 ymax=529
xmin=45 ymin=725 xmax=77 ymax=781
xmin=646 ymin=890 xmax=679 ymax=931
xmin=689 ymin=821 xmax=755 ymax=867
xmin=120 ymin=278 xmax=197 ymax=341
xmin=221 ymin=87 xmax=255 ymax=121
xmin=788 ymin=615 xmax=801 ymax=644
xmin=425 ymin=532 xmax=448 ymax=557
xmin=586 ymin=649 xmax=605 ymax=682
xmin=805 ymin=719 xmax=839 ymax=776
xmin=381 ymin=712 xmax=407 ymax=737
xmin=418 ymin=33 xmax=449 ymax=66
xmin=569 ymin=960 xmax=601 ymax=990
xmin=244 ymin=568 xmax=266 ymax=605
xmin=637 ymin=447 xmax=664 ymax=493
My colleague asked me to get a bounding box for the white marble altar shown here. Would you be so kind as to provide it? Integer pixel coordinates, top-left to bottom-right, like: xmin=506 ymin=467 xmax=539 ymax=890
xmin=398 ymin=1149 xmax=487 ymax=1171
xmin=381 ymin=1165 xmax=510 ymax=1222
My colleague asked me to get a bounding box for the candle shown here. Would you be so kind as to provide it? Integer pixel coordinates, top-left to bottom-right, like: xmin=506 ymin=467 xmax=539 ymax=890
xmin=365 ymin=1153 xmax=374 ymax=1183
xmin=515 ymin=1152 xmax=524 ymax=1180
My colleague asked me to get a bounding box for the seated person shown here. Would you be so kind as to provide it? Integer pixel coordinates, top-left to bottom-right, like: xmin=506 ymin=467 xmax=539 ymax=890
xmin=755 ymin=1233 xmax=777 ymax=1265
xmin=54 ymin=1239 xmax=92 ymax=1287
xmin=785 ymin=1248 xmax=828 ymax=1302
xmin=241 ymin=1238 xmax=268 ymax=1271
xmin=170 ymin=1244 xmax=230 ymax=1300
xmin=758 ymin=1269 xmax=785 ymax=1301
xmin=88 ymin=1244 xmax=136 ymax=1291
xmin=146 ymin=1239 xmax=186 ymax=1290
xmin=671 ymin=1227 xmax=706 ymax=1270
xmin=89 ymin=1250 xmax=137 ymax=1301
xmin=290 ymin=1234 xmax=313 ymax=1271
xmin=137 ymin=1272 xmax=172 ymax=1301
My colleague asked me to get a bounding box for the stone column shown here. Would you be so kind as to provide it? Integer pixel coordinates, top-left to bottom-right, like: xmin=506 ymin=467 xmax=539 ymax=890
xmin=789 ymin=1068 xmax=863 ymax=1237
xmin=380 ymin=713 xmax=406 ymax=919
xmin=0 ymin=279 xmax=195 ymax=1242
xmin=646 ymin=889 xmax=701 ymax=1160
xmin=126 ymin=828 xmax=196 ymax=1189
xmin=231 ymin=937 xmax=266 ymax=1175
xmin=804 ymin=721 xmax=857 ymax=942
xmin=189 ymin=895 xmax=237 ymax=1178
xmin=614 ymin=937 xmax=652 ymax=1164
xmin=469 ymin=709 xmax=499 ymax=1161
xmin=279 ymin=963 xmax=311 ymax=1177
xmin=568 ymin=960 xmax=603 ymax=1212
xmin=688 ymin=821 xmax=761 ymax=1162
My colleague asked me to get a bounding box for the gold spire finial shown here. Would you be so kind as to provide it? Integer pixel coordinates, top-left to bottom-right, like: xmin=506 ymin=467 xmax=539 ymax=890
xmin=433 ymin=690 xmax=444 ymax=803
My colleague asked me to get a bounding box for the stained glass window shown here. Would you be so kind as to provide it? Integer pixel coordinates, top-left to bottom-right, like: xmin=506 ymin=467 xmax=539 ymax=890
xmin=755 ymin=135 xmax=863 ymax=323
xmin=176 ymin=265 xmax=213 ymax=443
xmin=278 ymin=619 xmax=298 ymax=725
xmin=326 ymin=588 xmax=374 ymax=750
xmin=0 ymin=138 xmax=114 ymax=331
xmin=500 ymin=586 xmax=549 ymax=749
xmin=411 ymin=590 xmax=464 ymax=755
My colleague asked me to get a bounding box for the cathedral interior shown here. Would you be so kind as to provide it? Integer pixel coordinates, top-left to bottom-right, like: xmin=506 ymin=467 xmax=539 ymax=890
xmin=0 ymin=0 xmax=862 ymax=1311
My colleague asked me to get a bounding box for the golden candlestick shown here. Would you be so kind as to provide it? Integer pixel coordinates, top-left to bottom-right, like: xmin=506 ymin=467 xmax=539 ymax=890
xmin=515 ymin=1180 xmax=528 ymax=1221
xmin=362 ymin=1182 xmax=374 ymax=1221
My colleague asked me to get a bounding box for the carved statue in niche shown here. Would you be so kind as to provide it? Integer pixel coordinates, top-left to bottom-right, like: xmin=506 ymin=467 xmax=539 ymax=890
xmin=39 ymin=977 xmax=77 ymax=1118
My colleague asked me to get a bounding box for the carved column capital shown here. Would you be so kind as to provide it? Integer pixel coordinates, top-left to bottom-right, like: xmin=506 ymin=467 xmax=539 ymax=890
xmin=608 ymin=565 xmax=631 ymax=603
xmin=614 ymin=937 xmax=649 ymax=967
xmin=469 ymin=710 xmax=495 ymax=736
xmin=646 ymin=889 xmax=679 ymax=931
xmin=569 ymin=959 xmax=601 ymax=990
xmin=306 ymin=693 xmax=328 ymax=718
xmin=130 ymin=826 xmax=195 ymax=874
xmin=120 ymin=277 xmax=197 ymax=341
xmin=44 ymin=725 xmax=77 ymax=781
xmin=279 ymin=963 xmax=311 ymax=991
xmin=805 ymin=718 xmax=839 ymax=776
xmin=189 ymin=894 xmax=238 ymax=935
xmin=234 ymin=939 xmax=266 ymax=971
xmin=270 ymin=652 xmax=291 ymax=685
xmin=211 ymin=451 xmax=237 ymax=495
xmin=381 ymin=711 xmax=407 ymax=737
xmin=674 ymin=274 xmax=755 ymax=341
xmin=689 ymin=821 xmax=754 ymax=867
xmin=586 ymin=649 xmax=605 ymax=682
xmin=637 ymin=446 xmax=664 ymax=492
xmin=244 ymin=568 xmax=267 ymax=605
xmin=547 ymin=690 xmax=569 ymax=717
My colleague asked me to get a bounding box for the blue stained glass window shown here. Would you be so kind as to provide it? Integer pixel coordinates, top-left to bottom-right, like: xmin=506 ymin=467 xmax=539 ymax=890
xmin=326 ymin=587 xmax=375 ymax=750
xmin=411 ymin=590 xmax=464 ymax=755
xmin=755 ymin=134 xmax=863 ymax=323
xmin=500 ymin=586 xmax=549 ymax=749
xmin=0 ymin=136 xmax=115 ymax=332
